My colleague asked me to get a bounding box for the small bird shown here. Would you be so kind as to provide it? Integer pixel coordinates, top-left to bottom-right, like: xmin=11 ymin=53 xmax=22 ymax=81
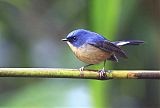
xmin=62 ymin=29 xmax=144 ymax=73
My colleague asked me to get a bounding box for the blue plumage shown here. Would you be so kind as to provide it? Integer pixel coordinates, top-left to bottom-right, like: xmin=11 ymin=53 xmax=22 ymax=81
xmin=62 ymin=29 xmax=144 ymax=71
xmin=66 ymin=29 xmax=108 ymax=47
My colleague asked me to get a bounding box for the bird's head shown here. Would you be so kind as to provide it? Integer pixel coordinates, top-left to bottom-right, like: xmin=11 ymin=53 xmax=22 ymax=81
xmin=62 ymin=29 xmax=92 ymax=47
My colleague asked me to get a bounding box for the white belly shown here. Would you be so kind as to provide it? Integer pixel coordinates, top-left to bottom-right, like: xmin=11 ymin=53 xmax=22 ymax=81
xmin=67 ymin=42 xmax=112 ymax=64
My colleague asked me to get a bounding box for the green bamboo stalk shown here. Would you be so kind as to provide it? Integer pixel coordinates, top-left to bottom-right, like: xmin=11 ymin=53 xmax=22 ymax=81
xmin=90 ymin=0 xmax=122 ymax=107
xmin=0 ymin=68 xmax=159 ymax=79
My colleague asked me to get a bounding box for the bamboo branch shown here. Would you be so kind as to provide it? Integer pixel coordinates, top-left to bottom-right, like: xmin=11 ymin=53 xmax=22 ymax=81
xmin=0 ymin=68 xmax=159 ymax=80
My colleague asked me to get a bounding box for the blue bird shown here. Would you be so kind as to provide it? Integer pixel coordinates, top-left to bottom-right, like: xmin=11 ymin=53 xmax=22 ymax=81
xmin=62 ymin=29 xmax=144 ymax=74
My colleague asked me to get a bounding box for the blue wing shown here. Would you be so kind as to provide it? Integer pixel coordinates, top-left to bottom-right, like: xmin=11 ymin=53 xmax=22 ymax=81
xmin=88 ymin=39 xmax=128 ymax=59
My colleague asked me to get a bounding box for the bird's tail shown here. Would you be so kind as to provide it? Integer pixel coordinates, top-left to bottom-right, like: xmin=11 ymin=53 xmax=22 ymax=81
xmin=112 ymin=40 xmax=144 ymax=46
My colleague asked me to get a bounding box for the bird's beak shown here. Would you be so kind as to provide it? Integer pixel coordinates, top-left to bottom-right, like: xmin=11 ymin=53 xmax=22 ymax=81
xmin=61 ymin=38 xmax=68 ymax=41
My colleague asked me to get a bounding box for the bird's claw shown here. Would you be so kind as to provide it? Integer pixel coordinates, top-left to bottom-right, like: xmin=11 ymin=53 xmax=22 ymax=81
xmin=98 ymin=67 xmax=107 ymax=80
xmin=79 ymin=66 xmax=84 ymax=71
xmin=79 ymin=66 xmax=84 ymax=77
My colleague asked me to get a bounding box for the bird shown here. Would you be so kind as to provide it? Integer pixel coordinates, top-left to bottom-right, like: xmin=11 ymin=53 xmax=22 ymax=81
xmin=62 ymin=29 xmax=144 ymax=74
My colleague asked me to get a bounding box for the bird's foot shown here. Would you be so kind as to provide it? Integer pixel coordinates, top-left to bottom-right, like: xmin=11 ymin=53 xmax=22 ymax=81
xmin=79 ymin=66 xmax=84 ymax=77
xmin=79 ymin=66 xmax=84 ymax=71
xmin=79 ymin=64 xmax=93 ymax=77
xmin=98 ymin=67 xmax=108 ymax=80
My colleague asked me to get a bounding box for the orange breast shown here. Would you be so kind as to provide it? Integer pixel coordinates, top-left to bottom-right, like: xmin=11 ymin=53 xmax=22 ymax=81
xmin=67 ymin=42 xmax=112 ymax=64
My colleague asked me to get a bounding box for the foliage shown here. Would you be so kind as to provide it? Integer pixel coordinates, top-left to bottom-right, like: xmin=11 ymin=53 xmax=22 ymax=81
xmin=0 ymin=0 xmax=159 ymax=107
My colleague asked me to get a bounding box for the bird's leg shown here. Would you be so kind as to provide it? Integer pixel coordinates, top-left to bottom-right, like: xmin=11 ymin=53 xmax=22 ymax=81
xmin=79 ymin=64 xmax=93 ymax=76
xmin=79 ymin=64 xmax=93 ymax=71
xmin=103 ymin=59 xmax=106 ymax=70
xmin=98 ymin=60 xmax=107 ymax=79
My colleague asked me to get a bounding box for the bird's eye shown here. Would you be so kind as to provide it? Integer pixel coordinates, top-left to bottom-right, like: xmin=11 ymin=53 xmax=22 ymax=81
xmin=67 ymin=36 xmax=77 ymax=43
xmin=73 ymin=36 xmax=76 ymax=41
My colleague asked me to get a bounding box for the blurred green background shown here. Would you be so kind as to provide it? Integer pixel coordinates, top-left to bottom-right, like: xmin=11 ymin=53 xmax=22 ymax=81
xmin=0 ymin=0 xmax=160 ymax=107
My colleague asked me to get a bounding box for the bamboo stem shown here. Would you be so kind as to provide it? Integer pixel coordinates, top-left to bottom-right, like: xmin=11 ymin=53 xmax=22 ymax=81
xmin=0 ymin=68 xmax=159 ymax=80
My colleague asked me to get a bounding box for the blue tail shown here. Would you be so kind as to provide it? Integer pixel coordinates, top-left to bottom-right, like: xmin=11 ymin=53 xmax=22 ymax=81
xmin=112 ymin=40 xmax=144 ymax=46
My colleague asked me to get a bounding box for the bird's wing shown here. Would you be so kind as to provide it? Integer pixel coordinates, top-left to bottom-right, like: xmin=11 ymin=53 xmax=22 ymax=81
xmin=112 ymin=40 xmax=144 ymax=46
xmin=88 ymin=40 xmax=128 ymax=58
